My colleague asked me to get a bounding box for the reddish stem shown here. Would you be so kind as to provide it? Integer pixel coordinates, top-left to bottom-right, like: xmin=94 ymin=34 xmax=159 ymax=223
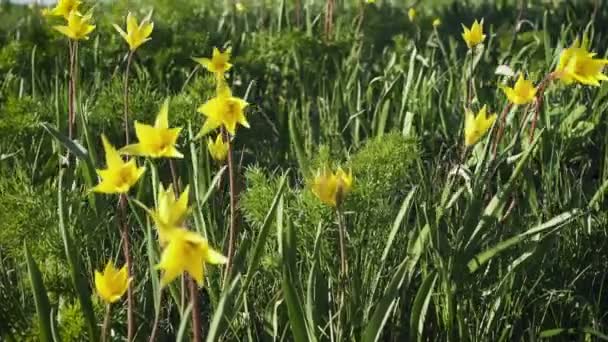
xmin=492 ymin=103 xmax=514 ymax=158
xmin=223 ymin=129 xmax=238 ymax=286
xmin=529 ymin=72 xmax=555 ymax=142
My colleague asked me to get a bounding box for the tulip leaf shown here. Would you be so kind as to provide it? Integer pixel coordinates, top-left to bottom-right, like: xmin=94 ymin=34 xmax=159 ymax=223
xmin=24 ymin=243 xmax=53 ymax=342
xmin=409 ymin=272 xmax=438 ymax=342
xmin=206 ymin=274 xmax=241 ymax=342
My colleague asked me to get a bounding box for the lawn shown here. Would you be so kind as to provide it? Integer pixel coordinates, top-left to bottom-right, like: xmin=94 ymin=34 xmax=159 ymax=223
xmin=1 ymin=0 xmax=608 ymax=341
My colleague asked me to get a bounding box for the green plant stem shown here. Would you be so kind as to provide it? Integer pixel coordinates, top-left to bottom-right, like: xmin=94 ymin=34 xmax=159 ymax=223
xmin=68 ymin=40 xmax=78 ymax=141
xmin=148 ymin=289 xmax=163 ymax=342
xmin=335 ymin=208 xmax=347 ymax=276
xmin=101 ymin=304 xmax=112 ymax=342
xmin=118 ymin=194 xmax=135 ymax=342
xmin=529 ymin=72 xmax=555 ymax=142
xmin=123 ymin=51 xmax=134 ymax=145
xmin=168 ymin=159 xmax=201 ymax=342
xmin=224 ymin=130 xmax=238 ymax=285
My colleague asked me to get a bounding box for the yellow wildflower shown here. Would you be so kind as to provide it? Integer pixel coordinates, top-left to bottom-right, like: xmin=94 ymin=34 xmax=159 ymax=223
xmin=311 ymin=167 xmax=353 ymax=207
xmin=408 ymin=8 xmax=416 ymax=22
xmin=433 ymin=18 xmax=441 ymax=28
xmin=94 ymin=261 xmax=129 ymax=303
xmin=461 ymin=19 xmax=486 ymax=49
xmin=501 ymin=74 xmax=537 ymax=105
xmin=92 ymin=135 xmax=145 ymax=194
xmin=157 ymin=228 xmax=227 ymax=287
xmin=207 ymin=134 xmax=229 ymax=162
xmin=193 ymin=47 xmax=233 ymax=77
xmin=148 ymin=184 xmax=190 ymax=246
xmin=555 ymin=39 xmax=608 ymax=86
xmin=235 ymin=2 xmax=246 ymax=12
xmin=43 ymin=0 xmax=80 ymax=18
xmin=53 ymin=10 xmax=95 ymax=41
xmin=121 ymin=99 xmax=183 ymax=159
xmin=197 ymin=85 xmax=249 ymax=136
xmin=365 ymin=0 xmax=375 ymax=3
xmin=464 ymin=105 xmax=496 ymax=147
xmin=113 ymin=12 xmax=154 ymax=51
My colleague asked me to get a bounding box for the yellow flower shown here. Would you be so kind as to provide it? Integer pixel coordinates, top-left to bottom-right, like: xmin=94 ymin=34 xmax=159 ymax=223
xmin=207 ymin=134 xmax=229 ymax=162
xmin=365 ymin=0 xmax=375 ymax=3
xmin=53 ymin=10 xmax=95 ymax=41
xmin=555 ymin=39 xmax=608 ymax=86
xmin=193 ymin=47 xmax=233 ymax=77
xmin=408 ymin=8 xmax=416 ymax=22
xmin=501 ymin=74 xmax=537 ymax=105
xmin=235 ymin=2 xmax=246 ymax=12
xmin=197 ymin=85 xmax=249 ymax=136
xmin=157 ymin=228 xmax=227 ymax=287
xmin=464 ymin=105 xmax=496 ymax=147
xmin=43 ymin=0 xmax=80 ymax=19
xmin=113 ymin=12 xmax=154 ymax=51
xmin=94 ymin=261 xmax=129 ymax=303
xmin=311 ymin=167 xmax=353 ymax=207
xmin=120 ymin=99 xmax=183 ymax=159
xmin=433 ymin=18 xmax=441 ymax=28
xmin=92 ymin=135 xmax=145 ymax=194
xmin=461 ymin=19 xmax=486 ymax=49
xmin=148 ymin=184 xmax=190 ymax=246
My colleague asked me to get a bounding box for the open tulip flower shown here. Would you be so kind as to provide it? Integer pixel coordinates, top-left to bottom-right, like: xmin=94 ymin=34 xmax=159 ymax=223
xmin=193 ymin=47 xmax=233 ymax=77
xmin=53 ymin=10 xmax=95 ymax=41
xmin=92 ymin=135 xmax=145 ymax=194
xmin=197 ymin=84 xmax=249 ymax=137
xmin=113 ymin=12 xmax=154 ymax=51
xmin=146 ymin=184 xmax=190 ymax=246
xmin=311 ymin=167 xmax=353 ymax=208
xmin=462 ymin=19 xmax=486 ymax=49
xmin=95 ymin=261 xmax=130 ymax=303
xmin=120 ymin=99 xmax=183 ymax=159
xmin=555 ymin=38 xmax=608 ymax=86
xmin=43 ymin=0 xmax=80 ymax=18
xmin=502 ymin=74 xmax=537 ymax=105
xmin=157 ymin=228 xmax=227 ymax=287
xmin=464 ymin=105 xmax=496 ymax=147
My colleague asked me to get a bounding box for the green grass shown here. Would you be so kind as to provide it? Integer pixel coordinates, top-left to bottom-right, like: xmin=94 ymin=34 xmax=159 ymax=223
xmin=1 ymin=0 xmax=608 ymax=341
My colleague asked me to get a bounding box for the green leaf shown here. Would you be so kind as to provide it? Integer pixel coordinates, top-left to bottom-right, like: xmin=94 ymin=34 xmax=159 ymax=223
xmin=409 ymin=272 xmax=438 ymax=342
xmin=206 ymin=274 xmax=242 ymax=342
xmin=176 ymin=302 xmax=194 ymax=342
xmin=24 ymin=243 xmax=53 ymax=342
xmin=289 ymin=113 xmax=310 ymax=177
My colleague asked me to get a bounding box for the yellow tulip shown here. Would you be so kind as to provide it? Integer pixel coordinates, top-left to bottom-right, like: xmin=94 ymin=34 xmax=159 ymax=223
xmin=235 ymin=2 xmax=246 ymax=12
xmin=120 ymin=99 xmax=183 ymax=159
xmin=461 ymin=19 xmax=486 ymax=49
xmin=43 ymin=0 xmax=80 ymax=19
xmin=92 ymin=135 xmax=145 ymax=194
xmin=501 ymin=74 xmax=537 ymax=105
xmin=193 ymin=47 xmax=233 ymax=77
xmin=113 ymin=12 xmax=154 ymax=51
xmin=408 ymin=8 xmax=416 ymax=22
xmin=94 ymin=261 xmax=129 ymax=303
xmin=464 ymin=105 xmax=496 ymax=147
xmin=311 ymin=167 xmax=353 ymax=208
xmin=53 ymin=10 xmax=95 ymax=41
xmin=148 ymin=184 xmax=190 ymax=246
xmin=433 ymin=18 xmax=441 ymax=28
xmin=197 ymin=85 xmax=249 ymax=136
xmin=555 ymin=39 xmax=608 ymax=86
xmin=157 ymin=228 xmax=227 ymax=287
xmin=207 ymin=134 xmax=229 ymax=162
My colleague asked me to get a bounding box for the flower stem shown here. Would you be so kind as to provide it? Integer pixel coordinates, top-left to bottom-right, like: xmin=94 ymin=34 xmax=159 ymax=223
xmin=123 ymin=51 xmax=134 ymax=145
xmin=529 ymin=72 xmax=555 ymax=142
xmin=223 ymin=129 xmax=238 ymax=285
xmin=148 ymin=288 xmax=163 ymax=342
xmin=101 ymin=304 xmax=112 ymax=342
xmin=118 ymin=194 xmax=134 ymax=342
xmin=68 ymin=40 xmax=78 ymax=141
xmin=335 ymin=208 xmax=347 ymax=276
xmin=492 ymin=103 xmax=514 ymax=159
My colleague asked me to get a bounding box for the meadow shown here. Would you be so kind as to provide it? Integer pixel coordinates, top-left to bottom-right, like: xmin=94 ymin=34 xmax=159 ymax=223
xmin=1 ymin=0 xmax=608 ymax=341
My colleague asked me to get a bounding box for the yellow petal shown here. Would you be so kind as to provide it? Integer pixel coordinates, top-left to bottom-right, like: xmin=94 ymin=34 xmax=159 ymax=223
xmin=155 ymin=99 xmax=170 ymax=129
xmin=101 ymin=135 xmax=124 ymax=170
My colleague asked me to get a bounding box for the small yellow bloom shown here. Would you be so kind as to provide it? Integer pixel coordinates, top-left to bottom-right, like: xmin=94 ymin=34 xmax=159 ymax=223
xmin=157 ymin=228 xmax=227 ymax=287
xmin=43 ymin=0 xmax=80 ymax=19
xmin=464 ymin=105 xmax=496 ymax=147
xmin=408 ymin=8 xmax=416 ymax=22
xmin=365 ymin=0 xmax=375 ymax=3
xmin=53 ymin=10 xmax=95 ymax=41
xmin=461 ymin=19 xmax=486 ymax=49
xmin=92 ymin=135 xmax=145 ymax=194
xmin=555 ymin=39 xmax=608 ymax=86
xmin=148 ymin=184 xmax=190 ymax=246
xmin=207 ymin=134 xmax=229 ymax=162
xmin=193 ymin=47 xmax=233 ymax=77
xmin=113 ymin=12 xmax=154 ymax=51
xmin=94 ymin=261 xmax=129 ymax=303
xmin=501 ymin=74 xmax=537 ymax=105
xmin=311 ymin=167 xmax=353 ymax=207
xmin=433 ymin=18 xmax=441 ymax=28
xmin=197 ymin=85 xmax=249 ymax=136
xmin=121 ymin=99 xmax=183 ymax=159
xmin=235 ymin=2 xmax=246 ymax=12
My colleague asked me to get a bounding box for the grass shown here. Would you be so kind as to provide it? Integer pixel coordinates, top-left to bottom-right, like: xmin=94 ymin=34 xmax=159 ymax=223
xmin=1 ymin=0 xmax=608 ymax=341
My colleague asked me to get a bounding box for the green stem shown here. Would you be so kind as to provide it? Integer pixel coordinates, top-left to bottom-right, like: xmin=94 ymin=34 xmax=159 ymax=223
xmin=118 ymin=194 xmax=134 ymax=342
xmin=335 ymin=208 xmax=347 ymax=276
xmin=124 ymin=51 xmax=134 ymax=145
xmin=101 ymin=304 xmax=111 ymax=342
xmin=223 ymin=128 xmax=238 ymax=285
xmin=148 ymin=288 xmax=163 ymax=342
